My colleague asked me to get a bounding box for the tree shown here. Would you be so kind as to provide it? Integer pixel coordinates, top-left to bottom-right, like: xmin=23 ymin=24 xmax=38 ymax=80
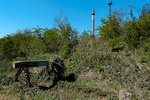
xmin=54 ymin=13 xmax=79 ymax=57
xmin=43 ymin=28 xmax=60 ymax=51
xmin=124 ymin=4 xmax=150 ymax=48
xmin=97 ymin=11 xmax=123 ymax=40
xmin=0 ymin=29 xmax=44 ymax=59
xmin=54 ymin=14 xmax=78 ymax=42
xmin=139 ymin=3 xmax=150 ymax=19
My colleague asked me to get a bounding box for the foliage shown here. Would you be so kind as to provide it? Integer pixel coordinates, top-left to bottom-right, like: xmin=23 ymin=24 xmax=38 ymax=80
xmin=124 ymin=14 xmax=150 ymax=48
xmin=97 ymin=4 xmax=150 ymax=49
xmin=43 ymin=29 xmax=61 ymax=52
xmin=32 ymin=14 xmax=78 ymax=58
xmin=54 ymin=14 xmax=78 ymax=58
xmin=97 ymin=11 xmax=123 ymax=40
xmin=139 ymin=3 xmax=150 ymax=19
xmin=0 ymin=14 xmax=78 ymax=59
xmin=108 ymin=36 xmax=125 ymax=51
xmin=1 ymin=35 xmax=150 ymax=99
xmin=0 ymin=29 xmax=44 ymax=59
xmin=37 ymin=56 xmax=66 ymax=85
xmin=32 ymin=27 xmax=61 ymax=52
xmin=65 ymin=37 xmax=150 ymax=99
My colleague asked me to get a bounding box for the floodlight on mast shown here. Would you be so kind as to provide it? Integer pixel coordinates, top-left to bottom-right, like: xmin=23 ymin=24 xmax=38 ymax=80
xmin=108 ymin=1 xmax=112 ymax=16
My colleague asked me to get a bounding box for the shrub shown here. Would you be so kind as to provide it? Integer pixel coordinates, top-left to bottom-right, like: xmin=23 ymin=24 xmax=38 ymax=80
xmin=97 ymin=11 xmax=123 ymax=40
xmin=124 ymin=14 xmax=150 ymax=48
xmin=108 ymin=36 xmax=125 ymax=51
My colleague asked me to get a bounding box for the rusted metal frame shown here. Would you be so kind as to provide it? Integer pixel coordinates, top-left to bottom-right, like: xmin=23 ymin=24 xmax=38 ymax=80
xmin=13 ymin=61 xmax=49 ymax=87
xmin=13 ymin=67 xmax=32 ymax=87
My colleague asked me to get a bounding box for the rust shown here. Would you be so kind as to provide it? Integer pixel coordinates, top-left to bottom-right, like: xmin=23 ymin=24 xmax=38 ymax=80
xmin=13 ymin=67 xmax=33 ymax=87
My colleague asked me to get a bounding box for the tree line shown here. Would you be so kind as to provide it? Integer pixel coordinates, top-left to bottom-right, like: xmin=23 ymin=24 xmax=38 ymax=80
xmin=97 ymin=3 xmax=150 ymax=50
xmin=0 ymin=3 xmax=150 ymax=59
xmin=0 ymin=15 xmax=78 ymax=59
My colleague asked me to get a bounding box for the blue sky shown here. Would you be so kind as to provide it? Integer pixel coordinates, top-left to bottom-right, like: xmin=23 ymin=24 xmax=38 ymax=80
xmin=0 ymin=0 xmax=149 ymax=38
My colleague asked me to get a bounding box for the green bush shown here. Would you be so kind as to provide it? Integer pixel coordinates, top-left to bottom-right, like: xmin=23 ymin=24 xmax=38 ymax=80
xmin=97 ymin=12 xmax=123 ymax=40
xmin=33 ymin=15 xmax=79 ymax=58
xmin=108 ymin=36 xmax=125 ymax=51
xmin=124 ymin=14 xmax=150 ymax=48
xmin=0 ymin=30 xmax=44 ymax=59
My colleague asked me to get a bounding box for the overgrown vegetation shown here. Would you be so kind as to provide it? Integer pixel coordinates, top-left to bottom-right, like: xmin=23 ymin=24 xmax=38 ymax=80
xmin=0 ymin=3 xmax=150 ymax=100
xmin=0 ymin=15 xmax=78 ymax=59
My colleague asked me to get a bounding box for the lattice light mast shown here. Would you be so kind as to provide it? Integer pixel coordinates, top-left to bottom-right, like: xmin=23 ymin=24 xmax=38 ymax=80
xmin=108 ymin=1 xmax=112 ymax=16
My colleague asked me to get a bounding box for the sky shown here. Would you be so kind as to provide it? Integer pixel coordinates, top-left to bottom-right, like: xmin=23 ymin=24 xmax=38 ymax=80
xmin=0 ymin=0 xmax=149 ymax=38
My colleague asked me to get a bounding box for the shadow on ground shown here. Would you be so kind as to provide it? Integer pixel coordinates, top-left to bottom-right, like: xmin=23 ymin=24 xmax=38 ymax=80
xmin=38 ymin=73 xmax=76 ymax=91
xmin=38 ymin=58 xmax=76 ymax=90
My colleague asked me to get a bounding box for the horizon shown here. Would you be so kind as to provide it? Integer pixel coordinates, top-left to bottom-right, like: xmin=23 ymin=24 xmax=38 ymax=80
xmin=0 ymin=0 xmax=149 ymax=38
